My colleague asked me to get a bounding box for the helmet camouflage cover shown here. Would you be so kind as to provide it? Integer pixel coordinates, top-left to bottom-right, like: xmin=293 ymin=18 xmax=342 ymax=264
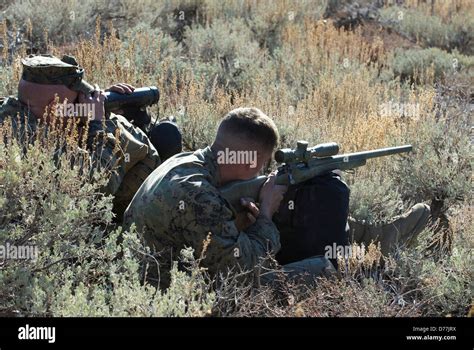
xmin=21 ymin=54 xmax=95 ymax=95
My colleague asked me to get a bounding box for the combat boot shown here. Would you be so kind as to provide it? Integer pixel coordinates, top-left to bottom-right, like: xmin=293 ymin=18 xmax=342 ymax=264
xmin=348 ymin=203 xmax=431 ymax=255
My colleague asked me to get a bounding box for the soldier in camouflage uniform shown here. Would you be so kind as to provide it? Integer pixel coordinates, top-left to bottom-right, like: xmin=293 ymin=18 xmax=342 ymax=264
xmin=0 ymin=54 xmax=180 ymax=219
xmin=124 ymin=107 xmax=296 ymax=287
xmin=124 ymin=107 xmax=430 ymax=288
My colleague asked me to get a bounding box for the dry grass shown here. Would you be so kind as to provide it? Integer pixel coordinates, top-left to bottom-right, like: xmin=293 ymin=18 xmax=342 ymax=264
xmin=0 ymin=0 xmax=472 ymax=317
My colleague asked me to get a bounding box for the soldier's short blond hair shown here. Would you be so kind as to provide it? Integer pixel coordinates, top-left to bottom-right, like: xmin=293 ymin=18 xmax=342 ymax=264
xmin=217 ymin=107 xmax=279 ymax=152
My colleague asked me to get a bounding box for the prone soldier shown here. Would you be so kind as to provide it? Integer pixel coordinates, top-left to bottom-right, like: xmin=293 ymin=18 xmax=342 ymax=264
xmin=124 ymin=107 xmax=430 ymax=288
xmin=0 ymin=54 xmax=182 ymax=219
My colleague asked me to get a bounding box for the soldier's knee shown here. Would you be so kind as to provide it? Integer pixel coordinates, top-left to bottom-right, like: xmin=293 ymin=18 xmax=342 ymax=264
xmin=149 ymin=120 xmax=183 ymax=161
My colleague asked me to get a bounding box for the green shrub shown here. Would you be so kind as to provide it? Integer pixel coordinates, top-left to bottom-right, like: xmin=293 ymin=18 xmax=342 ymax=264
xmin=380 ymin=6 xmax=474 ymax=54
xmin=0 ymin=120 xmax=215 ymax=316
xmin=390 ymin=48 xmax=474 ymax=82
xmin=121 ymin=24 xmax=187 ymax=83
xmin=449 ymin=14 xmax=474 ymax=55
xmin=0 ymin=65 xmax=15 ymax=96
xmin=394 ymin=114 xmax=472 ymax=213
xmin=394 ymin=221 xmax=473 ymax=316
xmin=4 ymin=0 xmax=99 ymax=45
xmin=183 ymin=18 xmax=270 ymax=92
xmin=244 ymin=1 xmax=326 ymax=53
xmin=347 ymin=171 xmax=405 ymax=224
xmin=3 ymin=0 xmax=173 ymax=46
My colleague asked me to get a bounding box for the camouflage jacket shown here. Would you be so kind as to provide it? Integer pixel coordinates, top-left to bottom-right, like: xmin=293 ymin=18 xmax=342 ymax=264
xmin=0 ymin=96 xmax=161 ymax=216
xmin=123 ymin=146 xmax=281 ymax=287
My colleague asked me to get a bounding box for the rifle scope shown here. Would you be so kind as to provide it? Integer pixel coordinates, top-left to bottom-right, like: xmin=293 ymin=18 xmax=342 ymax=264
xmin=275 ymin=141 xmax=340 ymax=163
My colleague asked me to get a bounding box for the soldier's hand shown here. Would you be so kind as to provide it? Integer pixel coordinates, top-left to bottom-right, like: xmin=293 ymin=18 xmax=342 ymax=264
xmin=234 ymin=197 xmax=259 ymax=231
xmin=104 ymin=83 xmax=135 ymax=115
xmin=78 ymin=89 xmax=106 ymax=121
xmin=106 ymin=83 xmax=135 ymax=94
xmin=259 ymin=172 xmax=287 ymax=220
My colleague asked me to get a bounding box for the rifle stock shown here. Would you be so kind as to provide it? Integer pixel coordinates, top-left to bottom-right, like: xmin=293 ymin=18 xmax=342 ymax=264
xmin=220 ymin=175 xmax=267 ymax=209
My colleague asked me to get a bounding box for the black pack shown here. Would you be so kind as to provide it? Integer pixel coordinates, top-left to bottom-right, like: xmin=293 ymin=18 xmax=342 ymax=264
xmin=274 ymin=171 xmax=350 ymax=266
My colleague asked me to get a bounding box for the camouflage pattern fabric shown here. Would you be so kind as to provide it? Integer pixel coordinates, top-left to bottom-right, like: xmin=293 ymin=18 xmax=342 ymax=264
xmin=21 ymin=54 xmax=95 ymax=95
xmin=88 ymin=113 xmax=161 ymax=218
xmin=123 ymin=146 xmax=281 ymax=287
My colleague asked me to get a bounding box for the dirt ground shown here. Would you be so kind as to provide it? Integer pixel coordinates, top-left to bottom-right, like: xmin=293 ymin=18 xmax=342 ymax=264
xmin=359 ymin=20 xmax=419 ymax=52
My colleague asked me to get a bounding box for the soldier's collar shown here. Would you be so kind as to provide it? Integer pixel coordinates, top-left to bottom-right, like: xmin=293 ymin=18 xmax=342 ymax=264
xmin=200 ymin=146 xmax=221 ymax=187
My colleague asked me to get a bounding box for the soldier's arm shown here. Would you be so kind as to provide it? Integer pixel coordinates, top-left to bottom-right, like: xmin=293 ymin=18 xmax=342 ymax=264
xmin=86 ymin=116 xmax=160 ymax=196
xmin=178 ymin=185 xmax=281 ymax=274
xmin=85 ymin=119 xmax=125 ymax=195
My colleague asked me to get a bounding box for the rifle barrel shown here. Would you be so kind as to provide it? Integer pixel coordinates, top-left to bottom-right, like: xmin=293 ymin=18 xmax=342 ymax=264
xmin=334 ymin=145 xmax=412 ymax=161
